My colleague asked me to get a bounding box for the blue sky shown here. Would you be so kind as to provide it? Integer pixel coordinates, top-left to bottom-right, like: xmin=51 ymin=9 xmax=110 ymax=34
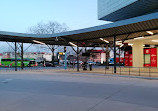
xmin=0 ymin=0 xmax=108 ymax=33
xmin=0 ymin=0 xmax=110 ymax=53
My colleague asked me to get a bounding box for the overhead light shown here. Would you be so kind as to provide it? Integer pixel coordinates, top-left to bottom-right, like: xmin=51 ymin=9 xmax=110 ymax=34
xmin=69 ymin=42 xmax=77 ymax=47
xmin=103 ymin=40 xmax=109 ymax=43
xmin=152 ymin=40 xmax=158 ymax=42
xmin=128 ymin=43 xmax=133 ymax=46
xmin=116 ymin=43 xmax=122 ymax=45
xmin=134 ymin=37 xmax=144 ymax=39
xmin=146 ymin=31 xmax=154 ymax=35
xmin=120 ymin=44 xmax=124 ymax=47
xmin=116 ymin=41 xmax=123 ymax=46
xmin=100 ymin=38 xmax=109 ymax=43
xmin=116 ymin=41 xmax=122 ymax=43
xmin=33 ymin=40 xmax=45 ymax=45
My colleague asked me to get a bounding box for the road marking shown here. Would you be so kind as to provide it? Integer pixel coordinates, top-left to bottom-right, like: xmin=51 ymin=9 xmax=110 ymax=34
xmin=1 ymin=79 xmax=13 ymax=83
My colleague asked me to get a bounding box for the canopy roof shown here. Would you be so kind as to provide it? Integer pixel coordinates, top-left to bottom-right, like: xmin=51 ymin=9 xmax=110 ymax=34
xmin=0 ymin=13 xmax=158 ymax=47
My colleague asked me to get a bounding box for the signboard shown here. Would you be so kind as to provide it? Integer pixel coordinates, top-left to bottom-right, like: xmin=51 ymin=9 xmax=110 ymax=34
xmin=144 ymin=48 xmax=157 ymax=67
xmin=129 ymin=54 xmax=132 ymax=66
xmin=59 ymin=52 xmax=64 ymax=55
xmin=150 ymin=48 xmax=157 ymax=67
xmin=124 ymin=50 xmax=132 ymax=66
xmin=124 ymin=51 xmax=129 ymax=66
xmin=144 ymin=49 xmax=150 ymax=54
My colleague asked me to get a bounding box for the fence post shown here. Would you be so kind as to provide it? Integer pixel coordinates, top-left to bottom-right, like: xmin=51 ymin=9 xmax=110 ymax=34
xmin=139 ymin=67 xmax=140 ymax=76
xmin=149 ymin=67 xmax=151 ymax=77
xmin=112 ymin=66 xmax=113 ymax=74
xmin=129 ymin=67 xmax=130 ymax=75
xmin=120 ymin=66 xmax=121 ymax=75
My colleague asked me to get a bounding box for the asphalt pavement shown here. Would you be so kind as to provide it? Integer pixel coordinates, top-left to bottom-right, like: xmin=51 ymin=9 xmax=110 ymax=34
xmin=0 ymin=70 xmax=158 ymax=111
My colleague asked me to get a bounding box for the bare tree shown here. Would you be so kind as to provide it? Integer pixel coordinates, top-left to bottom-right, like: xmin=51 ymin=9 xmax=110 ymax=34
xmin=28 ymin=21 xmax=68 ymax=34
xmin=28 ymin=21 xmax=69 ymax=66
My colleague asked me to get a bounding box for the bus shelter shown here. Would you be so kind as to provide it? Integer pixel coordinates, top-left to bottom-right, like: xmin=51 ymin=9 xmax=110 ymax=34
xmin=0 ymin=13 xmax=158 ymax=72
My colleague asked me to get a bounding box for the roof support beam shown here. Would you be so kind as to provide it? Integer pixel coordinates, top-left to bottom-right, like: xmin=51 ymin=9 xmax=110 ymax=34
xmin=78 ymin=28 xmax=158 ymax=41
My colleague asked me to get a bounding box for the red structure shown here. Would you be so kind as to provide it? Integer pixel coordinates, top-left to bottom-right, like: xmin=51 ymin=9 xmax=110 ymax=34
xmin=125 ymin=48 xmax=157 ymax=67
xmin=124 ymin=50 xmax=132 ymax=66
xmin=116 ymin=58 xmax=124 ymax=64
xmin=144 ymin=48 xmax=157 ymax=67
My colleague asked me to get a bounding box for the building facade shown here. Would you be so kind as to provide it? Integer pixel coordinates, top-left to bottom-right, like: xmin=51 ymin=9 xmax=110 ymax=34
xmin=98 ymin=0 xmax=158 ymax=67
xmin=98 ymin=0 xmax=158 ymax=21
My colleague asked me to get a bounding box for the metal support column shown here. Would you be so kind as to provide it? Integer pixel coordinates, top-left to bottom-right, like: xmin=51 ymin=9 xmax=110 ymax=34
xmin=52 ymin=47 xmax=55 ymax=67
xmin=21 ymin=43 xmax=24 ymax=70
xmin=119 ymin=47 xmax=121 ymax=67
xmin=114 ymin=36 xmax=117 ymax=73
xmin=64 ymin=46 xmax=67 ymax=70
xmin=77 ymin=42 xmax=79 ymax=72
xmin=15 ymin=42 xmax=17 ymax=71
xmin=106 ymin=44 xmax=109 ymax=69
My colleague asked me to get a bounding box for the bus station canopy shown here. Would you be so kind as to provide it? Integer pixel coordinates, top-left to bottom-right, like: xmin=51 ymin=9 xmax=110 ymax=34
xmin=0 ymin=13 xmax=158 ymax=47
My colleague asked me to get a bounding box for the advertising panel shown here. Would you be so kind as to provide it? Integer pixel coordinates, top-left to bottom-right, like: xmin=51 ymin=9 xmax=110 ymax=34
xmin=124 ymin=50 xmax=132 ymax=66
xmin=144 ymin=48 xmax=157 ymax=67
xmin=150 ymin=48 xmax=157 ymax=67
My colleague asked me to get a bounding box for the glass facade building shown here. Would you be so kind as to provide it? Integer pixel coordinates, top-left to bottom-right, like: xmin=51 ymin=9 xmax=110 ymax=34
xmin=98 ymin=0 xmax=158 ymax=21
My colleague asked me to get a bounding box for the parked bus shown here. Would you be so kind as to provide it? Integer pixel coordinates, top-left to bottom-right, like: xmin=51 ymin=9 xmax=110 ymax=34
xmin=1 ymin=58 xmax=38 ymax=67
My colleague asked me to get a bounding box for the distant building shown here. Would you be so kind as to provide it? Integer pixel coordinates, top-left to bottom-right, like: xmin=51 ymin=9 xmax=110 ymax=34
xmin=89 ymin=50 xmax=106 ymax=64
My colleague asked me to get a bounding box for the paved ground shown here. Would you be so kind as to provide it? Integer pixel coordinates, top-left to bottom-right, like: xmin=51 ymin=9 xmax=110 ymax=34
xmin=0 ymin=70 xmax=158 ymax=111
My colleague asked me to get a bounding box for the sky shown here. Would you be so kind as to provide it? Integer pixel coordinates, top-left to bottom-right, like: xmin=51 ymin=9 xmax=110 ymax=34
xmin=0 ymin=0 xmax=108 ymax=33
xmin=0 ymin=0 xmax=109 ymax=53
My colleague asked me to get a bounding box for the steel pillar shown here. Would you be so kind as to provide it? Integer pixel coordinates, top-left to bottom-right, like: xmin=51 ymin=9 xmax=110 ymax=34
xmin=21 ymin=43 xmax=24 ymax=70
xmin=64 ymin=46 xmax=67 ymax=70
xmin=77 ymin=42 xmax=79 ymax=72
xmin=106 ymin=45 xmax=109 ymax=69
xmin=15 ymin=42 xmax=17 ymax=71
xmin=52 ymin=47 xmax=55 ymax=67
xmin=119 ymin=47 xmax=121 ymax=67
xmin=114 ymin=36 xmax=117 ymax=73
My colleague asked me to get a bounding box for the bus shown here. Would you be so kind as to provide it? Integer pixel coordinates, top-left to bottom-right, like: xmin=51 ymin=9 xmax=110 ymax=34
xmin=1 ymin=58 xmax=38 ymax=67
